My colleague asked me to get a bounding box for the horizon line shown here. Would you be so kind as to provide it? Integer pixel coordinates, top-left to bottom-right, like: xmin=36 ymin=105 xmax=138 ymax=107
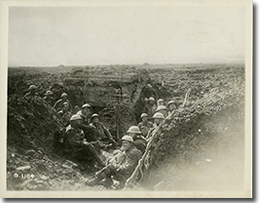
xmin=8 ymin=62 xmax=245 ymax=68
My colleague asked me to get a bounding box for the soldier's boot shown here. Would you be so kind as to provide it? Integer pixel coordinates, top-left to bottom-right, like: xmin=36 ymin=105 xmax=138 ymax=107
xmin=85 ymin=171 xmax=107 ymax=186
xmin=87 ymin=144 xmax=106 ymax=167
xmin=103 ymin=176 xmax=113 ymax=188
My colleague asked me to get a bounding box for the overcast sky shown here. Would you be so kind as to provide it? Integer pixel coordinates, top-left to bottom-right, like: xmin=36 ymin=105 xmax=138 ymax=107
xmin=8 ymin=6 xmax=245 ymax=66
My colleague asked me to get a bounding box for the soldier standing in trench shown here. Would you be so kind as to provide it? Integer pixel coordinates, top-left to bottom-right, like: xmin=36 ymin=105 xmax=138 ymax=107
xmin=144 ymin=97 xmax=157 ymax=120
xmin=85 ymin=135 xmax=142 ymax=189
xmin=143 ymin=84 xmax=158 ymax=101
xmin=63 ymin=114 xmax=106 ymax=167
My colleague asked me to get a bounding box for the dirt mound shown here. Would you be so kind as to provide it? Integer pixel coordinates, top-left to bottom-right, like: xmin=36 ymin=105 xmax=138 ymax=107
xmin=62 ymin=65 xmax=152 ymax=139
xmin=7 ymin=64 xmax=245 ymax=191
xmin=124 ymin=65 xmax=245 ymax=190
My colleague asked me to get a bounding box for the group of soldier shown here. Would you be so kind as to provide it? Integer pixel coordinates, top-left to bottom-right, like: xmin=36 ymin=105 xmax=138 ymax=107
xmin=23 ymin=84 xmax=179 ymax=189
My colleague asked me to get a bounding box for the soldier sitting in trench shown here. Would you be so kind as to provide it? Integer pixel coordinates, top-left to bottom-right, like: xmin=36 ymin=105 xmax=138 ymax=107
xmin=63 ymin=114 xmax=106 ymax=167
xmin=137 ymin=113 xmax=153 ymax=138
xmin=146 ymin=112 xmax=165 ymax=142
xmin=43 ymin=90 xmax=54 ymax=107
xmin=157 ymin=98 xmax=164 ymax=106
xmin=57 ymin=102 xmax=73 ymax=126
xmin=88 ymin=114 xmax=117 ymax=149
xmin=166 ymin=100 xmax=177 ymax=116
xmin=85 ymin=135 xmax=142 ymax=189
xmin=154 ymin=105 xmax=168 ymax=118
xmin=53 ymin=92 xmax=72 ymax=112
xmin=126 ymin=126 xmax=147 ymax=154
xmin=76 ymin=103 xmax=97 ymax=141
xmin=22 ymin=85 xmax=42 ymax=103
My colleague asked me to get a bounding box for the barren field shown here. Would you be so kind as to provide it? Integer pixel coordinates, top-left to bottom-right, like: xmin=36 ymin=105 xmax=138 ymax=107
xmin=7 ymin=63 xmax=245 ymax=191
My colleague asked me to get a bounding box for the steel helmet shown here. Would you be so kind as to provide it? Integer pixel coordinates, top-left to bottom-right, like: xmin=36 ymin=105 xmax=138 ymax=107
xmin=144 ymin=97 xmax=149 ymax=102
xmin=158 ymin=98 xmax=164 ymax=103
xmin=152 ymin=112 xmax=165 ymax=119
xmin=61 ymin=93 xmax=67 ymax=98
xmin=29 ymin=85 xmax=37 ymax=90
xmin=127 ymin=126 xmax=142 ymax=134
xmin=81 ymin=103 xmax=91 ymax=109
xmin=77 ymin=111 xmax=86 ymax=119
xmin=167 ymin=100 xmax=175 ymax=107
xmin=91 ymin=113 xmax=99 ymax=118
xmin=146 ymin=84 xmax=152 ymax=88
xmin=62 ymin=102 xmax=69 ymax=107
xmin=121 ymin=135 xmax=134 ymax=143
xmin=149 ymin=97 xmax=155 ymax=101
xmin=140 ymin=113 xmax=148 ymax=118
xmin=70 ymin=114 xmax=82 ymax=121
xmin=155 ymin=105 xmax=167 ymax=112
xmin=45 ymin=90 xmax=53 ymax=96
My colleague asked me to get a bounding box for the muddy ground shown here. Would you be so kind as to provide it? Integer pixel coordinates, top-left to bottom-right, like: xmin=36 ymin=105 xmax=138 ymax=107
xmin=7 ymin=63 xmax=245 ymax=191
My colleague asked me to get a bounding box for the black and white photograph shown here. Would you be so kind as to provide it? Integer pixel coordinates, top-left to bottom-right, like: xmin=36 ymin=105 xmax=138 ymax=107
xmin=0 ymin=0 xmax=252 ymax=198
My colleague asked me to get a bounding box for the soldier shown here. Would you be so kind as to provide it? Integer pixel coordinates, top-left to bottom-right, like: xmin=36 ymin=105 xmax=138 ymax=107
xmin=146 ymin=112 xmax=165 ymax=142
xmin=77 ymin=103 xmax=91 ymax=124
xmin=144 ymin=97 xmax=157 ymax=119
xmin=73 ymin=105 xmax=80 ymax=114
xmin=89 ymin=114 xmax=116 ymax=147
xmin=63 ymin=114 xmax=106 ymax=167
xmin=143 ymin=97 xmax=149 ymax=106
xmin=143 ymin=84 xmax=158 ymax=101
xmin=76 ymin=104 xmax=96 ymax=141
xmin=166 ymin=100 xmax=177 ymax=116
xmin=155 ymin=105 xmax=168 ymax=118
xmin=43 ymin=90 xmax=54 ymax=107
xmin=137 ymin=113 xmax=153 ymax=137
xmin=157 ymin=98 xmax=164 ymax=106
xmin=53 ymin=93 xmax=72 ymax=112
xmin=23 ymin=85 xmax=41 ymax=102
xmin=85 ymin=135 xmax=142 ymax=189
xmin=58 ymin=102 xmax=73 ymax=126
xmin=126 ymin=126 xmax=146 ymax=153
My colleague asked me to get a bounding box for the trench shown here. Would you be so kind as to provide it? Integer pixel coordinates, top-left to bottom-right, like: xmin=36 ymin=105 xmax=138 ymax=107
xmin=7 ymin=64 xmax=245 ymax=191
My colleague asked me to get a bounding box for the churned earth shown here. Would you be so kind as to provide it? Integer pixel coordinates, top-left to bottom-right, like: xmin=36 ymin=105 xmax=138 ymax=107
xmin=7 ymin=63 xmax=245 ymax=191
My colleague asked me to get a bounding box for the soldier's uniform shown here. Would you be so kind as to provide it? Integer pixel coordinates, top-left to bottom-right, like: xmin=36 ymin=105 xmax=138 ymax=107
xmin=23 ymin=85 xmax=42 ymax=104
xmin=53 ymin=98 xmax=72 ymax=112
xmin=90 ymin=122 xmax=115 ymax=142
xmin=58 ymin=110 xmax=73 ymax=126
xmin=43 ymin=96 xmax=54 ymax=107
xmin=63 ymin=124 xmax=105 ymax=166
xmin=127 ymin=126 xmax=147 ymax=154
xmin=76 ymin=110 xmax=97 ymax=142
xmin=86 ymin=136 xmax=142 ymax=189
xmin=137 ymin=120 xmax=153 ymax=137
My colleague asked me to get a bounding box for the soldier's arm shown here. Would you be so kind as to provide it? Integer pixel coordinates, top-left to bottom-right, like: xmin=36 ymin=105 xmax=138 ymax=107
xmin=66 ymin=131 xmax=84 ymax=147
xmin=99 ymin=122 xmax=115 ymax=142
xmin=117 ymin=150 xmax=141 ymax=173
xmin=53 ymin=99 xmax=61 ymax=109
